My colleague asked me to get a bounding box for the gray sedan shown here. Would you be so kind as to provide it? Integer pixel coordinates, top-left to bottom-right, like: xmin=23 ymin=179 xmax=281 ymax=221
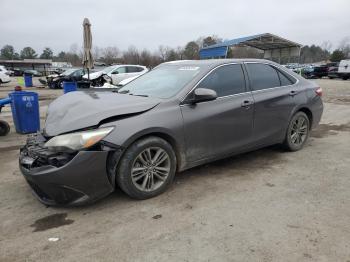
xmin=19 ymin=59 xmax=323 ymax=205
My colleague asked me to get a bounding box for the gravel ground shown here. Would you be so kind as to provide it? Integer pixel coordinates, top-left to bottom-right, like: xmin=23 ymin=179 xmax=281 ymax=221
xmin=0 ymin=77 xmax=349 ymax=262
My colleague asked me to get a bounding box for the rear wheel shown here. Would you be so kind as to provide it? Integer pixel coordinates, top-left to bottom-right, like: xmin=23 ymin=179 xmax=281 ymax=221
xmin=283 ymin=112 xmax=310 ymax=151
xmin=116 ymin=136 xmax=177 ymax=199
xmin=0 ymin=120 xmax=10 ymax=136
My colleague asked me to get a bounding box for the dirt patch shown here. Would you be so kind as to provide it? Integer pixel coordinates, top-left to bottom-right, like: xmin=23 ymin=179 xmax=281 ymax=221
xmin=30 ymin=213 xmax=74 ymax=232
xmin=0 ymin=145 xmax=21 ymax=152
xmin=311 ymin=123 xmax=350 ymax=138
xmin=323 ymin=97 xmax=350 ymax=105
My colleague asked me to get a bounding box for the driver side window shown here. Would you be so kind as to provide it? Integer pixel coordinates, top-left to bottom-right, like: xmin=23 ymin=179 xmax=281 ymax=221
xmin=197 ymin=64 xmax=246 ymax=97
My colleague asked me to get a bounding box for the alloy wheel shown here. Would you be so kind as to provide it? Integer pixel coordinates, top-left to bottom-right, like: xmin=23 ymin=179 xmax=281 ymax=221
xmin=131 ymin=147 xmax=171 ymax=192
xmin=290 ymin=115 xmax=308 ymax=145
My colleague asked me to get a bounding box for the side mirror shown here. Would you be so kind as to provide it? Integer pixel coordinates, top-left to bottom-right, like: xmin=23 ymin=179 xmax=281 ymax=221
xmin=190 ymin=88 xmax=217 ymax=104
xmin=111 ymin=71 xmax=119 ymax=75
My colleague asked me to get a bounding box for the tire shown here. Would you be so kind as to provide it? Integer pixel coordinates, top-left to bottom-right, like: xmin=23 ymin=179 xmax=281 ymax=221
xmin=342 ymin=77 xmax=349 ymax=80
xmin=116 ymin=136 xmax=177 ymax=199
xmin=283 ymin=112 xmax=310 ymax=151
xmin=0 ymin=120 xmax=10 ymax=136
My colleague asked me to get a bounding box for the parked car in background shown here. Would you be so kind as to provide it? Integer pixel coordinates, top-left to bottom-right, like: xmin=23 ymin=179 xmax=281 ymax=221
xmin=12 ymin=68 xmax=24 ymax=76
xmin=338 ymin=59 xmax=350 ymax=80
xmin=24 ymin=70 xmax=42 ymax=77
xmin=84 ymin=65 xmax=148 ymax=86
xmin=327 ymin=67 xmax=338 ymax=79
xmin=19 ymin=59 xmax=323 ymax=206
xmin=303 ymin=65 xmax=328 ymax=79
xmin=5 ymin=69 xmax=14 ymax=76
xmin=47 ymin=68 xmax=89 ymax=89
xmin=0 ymin=65 xmax=11 ymax=76
xmin=0 ymin=70 xmax=11 ymax=85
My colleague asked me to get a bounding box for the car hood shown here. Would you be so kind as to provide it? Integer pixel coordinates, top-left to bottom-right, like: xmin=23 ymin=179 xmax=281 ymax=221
xmin=82 ymin=71 xmax=103 ymax=80
xmin=44 ymin=91 xmax=161 ymax=136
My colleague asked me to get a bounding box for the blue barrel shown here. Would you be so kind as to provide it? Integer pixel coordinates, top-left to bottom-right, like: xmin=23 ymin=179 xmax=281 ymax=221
xmin=24 ymin=74 xmax=33 ymax=87
xmin=63 ymin=82 xmax=77 ymax=93
xmin=9 ymin=91 xmax=40 ymax=134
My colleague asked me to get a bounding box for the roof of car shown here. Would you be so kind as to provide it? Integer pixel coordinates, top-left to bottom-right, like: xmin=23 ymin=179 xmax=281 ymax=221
xmin=162 ymin=59 xmax=276 ymax=67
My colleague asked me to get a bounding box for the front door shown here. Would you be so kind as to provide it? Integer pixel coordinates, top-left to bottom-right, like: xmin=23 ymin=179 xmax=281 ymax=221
xmin=180 ymin=63 xmax=254 ymax=163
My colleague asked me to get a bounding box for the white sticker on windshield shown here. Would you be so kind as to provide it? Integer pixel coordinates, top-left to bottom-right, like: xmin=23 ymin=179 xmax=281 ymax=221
xmin=178 ymin=66 xmax=200 ymax=71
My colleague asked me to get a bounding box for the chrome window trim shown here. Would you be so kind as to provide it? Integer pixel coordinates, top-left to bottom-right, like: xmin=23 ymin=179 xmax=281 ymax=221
xmin=180 ymin=62 xmax=249 ymax=104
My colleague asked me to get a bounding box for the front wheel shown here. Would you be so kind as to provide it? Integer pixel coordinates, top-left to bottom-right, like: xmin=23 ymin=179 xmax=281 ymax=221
xmin=283 ymin=112 xmax=310 ymax=151
xmin=116 ymin=136 xmax=177 ymax=199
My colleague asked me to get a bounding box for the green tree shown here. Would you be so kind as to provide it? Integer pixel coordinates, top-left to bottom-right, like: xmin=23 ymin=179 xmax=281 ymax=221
xmin=183 ymin=41 xmax=200 ymax=59
xmin=20 ymin=47 xmax=37 ymax=59
xmin=40 ymin=47 xmax=53 ymax=59
xmin=202 ymin=36 xmax=218 ymax=47
xmin=0 ymin=45 xmax=16 ymax=59
xmin=330 ymin=49 xmax=346 ymax=62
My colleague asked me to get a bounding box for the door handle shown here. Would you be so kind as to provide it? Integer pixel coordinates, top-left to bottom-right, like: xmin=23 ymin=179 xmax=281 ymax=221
xmin=289 ymin=90 xmax=299 ymax=96
xmin=241 ymin=100 xmax=254 ymax=108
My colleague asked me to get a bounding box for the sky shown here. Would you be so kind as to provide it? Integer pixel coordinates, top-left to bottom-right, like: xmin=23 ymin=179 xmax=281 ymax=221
xmin=0 ymin=0 xmax=349 ymax=55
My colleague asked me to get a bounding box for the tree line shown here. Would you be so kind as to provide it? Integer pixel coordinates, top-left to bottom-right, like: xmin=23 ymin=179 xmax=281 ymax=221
xmin=1 ymin=35 xmax=349 ymax=67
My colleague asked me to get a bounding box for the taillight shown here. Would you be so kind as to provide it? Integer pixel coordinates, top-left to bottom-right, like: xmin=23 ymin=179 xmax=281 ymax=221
xmin=315 ymin=87 xmax=322 ymax=96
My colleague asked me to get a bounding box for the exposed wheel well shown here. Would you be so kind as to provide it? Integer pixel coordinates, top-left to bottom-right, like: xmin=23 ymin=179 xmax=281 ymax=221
xmin=298 ymin=107 xmax=313 ymax=129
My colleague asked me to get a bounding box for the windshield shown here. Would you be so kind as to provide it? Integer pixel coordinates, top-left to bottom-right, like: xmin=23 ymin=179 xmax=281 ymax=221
xmin=61 ymin=69 xmax=77 ymax=76
xmin=118 ymin=65 xmax=203 ymax=98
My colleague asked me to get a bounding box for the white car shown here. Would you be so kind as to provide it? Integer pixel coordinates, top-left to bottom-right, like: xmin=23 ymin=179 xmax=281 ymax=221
xmin=338 ymin=59 xmax=350 ymax=80
xmin=0 ymin=66 xmax=11 ymax=85
xmin=83 ymin=65 xmax=148 ymax=86
xmin=116 ymin=75 xmax=142 ymax=87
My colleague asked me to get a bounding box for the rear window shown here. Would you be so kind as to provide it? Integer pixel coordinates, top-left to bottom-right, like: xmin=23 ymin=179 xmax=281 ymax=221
xmin=127 ymin=66 xmax=144 ymax=73
xmin=246 ymin=63 xmax=280 ymax=91
xmin=246 ymin=63 xmax=296 ymax=90
xmin=277 ymin=70 xmax=295 ymax=86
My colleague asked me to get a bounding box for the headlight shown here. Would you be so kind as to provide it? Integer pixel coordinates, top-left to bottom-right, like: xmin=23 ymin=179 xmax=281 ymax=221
xmin=45 ymin=127 xmax=114 ymax=152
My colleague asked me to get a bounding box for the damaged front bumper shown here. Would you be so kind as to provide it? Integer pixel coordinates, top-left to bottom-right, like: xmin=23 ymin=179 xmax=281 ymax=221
xmin=19 ymin=133 xmax=117 ymax=206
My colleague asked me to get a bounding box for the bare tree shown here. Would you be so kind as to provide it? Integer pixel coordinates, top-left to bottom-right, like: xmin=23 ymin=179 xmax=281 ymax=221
xmin=93 ymin=46 xmax=102 ymax=60
xmin=321 ymin=41 xmax=332 ymax=52
xmin=69 ymin=43 xmax=79 ymax=54
xmin=176 ymin=46 xmax=184 ymax=60
xmin=102 ymin=46 xmax=120 ymax=65
xmin=338 ymin=37 xmax=350 ymax=58
xmin=122 ymin=46 xmax=140 ymax=64
xmin=158 ymin=45 xmax=171 ymax=62
xmin=139 ymin=49 xmax=152 ymax=67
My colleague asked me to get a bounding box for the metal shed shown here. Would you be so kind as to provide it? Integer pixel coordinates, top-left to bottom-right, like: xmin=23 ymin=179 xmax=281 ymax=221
xmin=0 ymin=59 xmax=52 ymax=74
xmin=199 ymin=33 xmax=302 ymax=63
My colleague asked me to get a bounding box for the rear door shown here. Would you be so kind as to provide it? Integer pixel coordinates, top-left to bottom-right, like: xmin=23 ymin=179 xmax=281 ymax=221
xmin=244 ymin=62 xmax=299 ymax=145
xmin=181 ymin=63 xmax=254 ymax=163
xmin=126 ymin=66 xmax=144 ymax=79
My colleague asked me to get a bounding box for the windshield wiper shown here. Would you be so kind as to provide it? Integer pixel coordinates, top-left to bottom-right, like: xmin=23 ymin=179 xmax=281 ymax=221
xmin=118 ymin=90 xmax=129 ymax=94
